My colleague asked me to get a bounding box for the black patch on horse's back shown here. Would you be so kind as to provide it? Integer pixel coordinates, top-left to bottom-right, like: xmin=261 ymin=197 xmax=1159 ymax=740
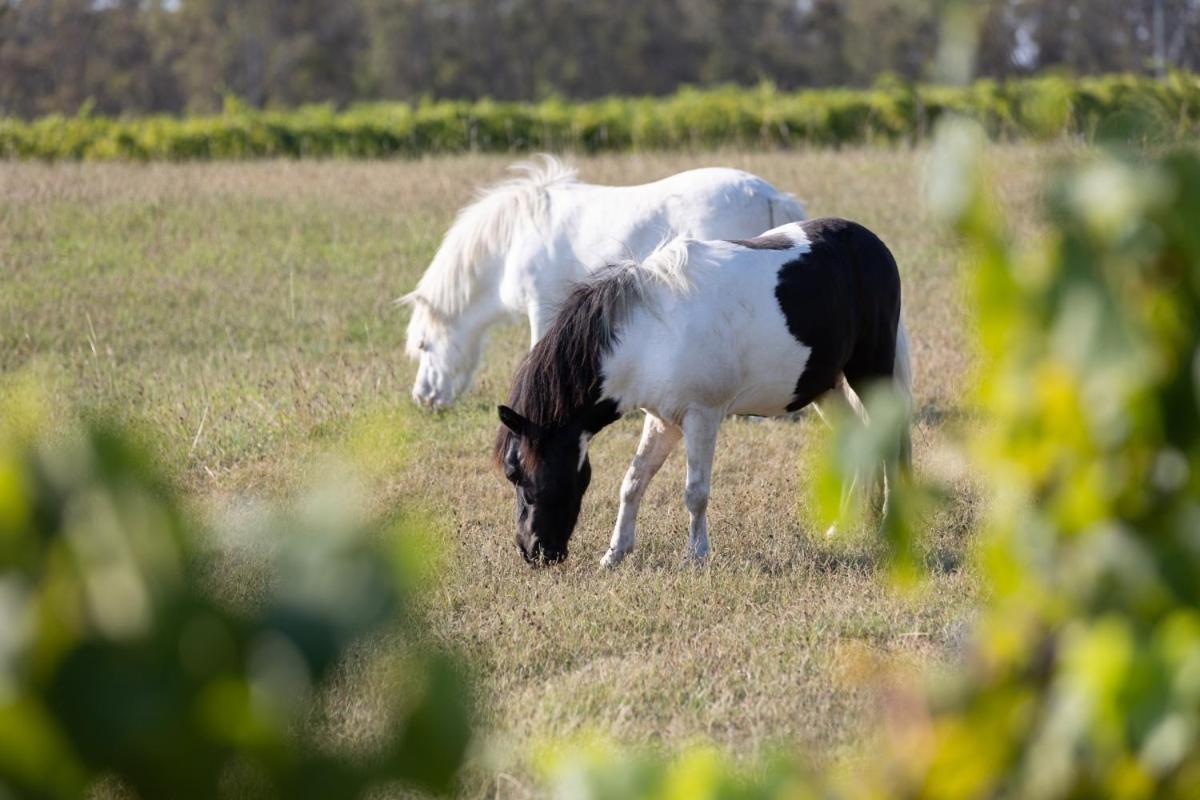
xmin=774 ymin=218 xmax=902 ymax=412
xmin=494 ymin=268 xmax=632 ymax=463
xmin=728 ymin=232 xmax=795 ymax=250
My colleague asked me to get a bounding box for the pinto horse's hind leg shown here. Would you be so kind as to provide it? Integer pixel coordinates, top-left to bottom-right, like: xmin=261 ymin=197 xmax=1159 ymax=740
xmin=815 ymin=377 xmax=873 ymax=536
xmin=601 ymin=413 xmax=682 ymax=568
xmin=892 ymin=316 xmax=915 ymax=474
xmin=681 ymin=408 xmax=722 ymax=562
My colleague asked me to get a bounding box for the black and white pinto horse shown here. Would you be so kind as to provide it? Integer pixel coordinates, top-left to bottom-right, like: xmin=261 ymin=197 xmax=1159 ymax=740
xmin=495 ymin=218 xmax=912 ymax=566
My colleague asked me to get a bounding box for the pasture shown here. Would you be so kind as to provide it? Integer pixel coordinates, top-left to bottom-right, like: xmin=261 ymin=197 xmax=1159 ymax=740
xmin=1 ymin=146 xmax=1051 ymax=792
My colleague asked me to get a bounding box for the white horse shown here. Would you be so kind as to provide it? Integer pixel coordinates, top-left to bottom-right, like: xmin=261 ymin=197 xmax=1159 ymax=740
xmin=495 ymin=218 xmax=912 ymax=567
xmin=401 ymin=156 xmax=805 ymax=408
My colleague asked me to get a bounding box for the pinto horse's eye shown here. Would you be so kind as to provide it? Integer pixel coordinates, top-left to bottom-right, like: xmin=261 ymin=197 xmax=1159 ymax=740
xmin=504 ymin=455 xmax=521 ymax=483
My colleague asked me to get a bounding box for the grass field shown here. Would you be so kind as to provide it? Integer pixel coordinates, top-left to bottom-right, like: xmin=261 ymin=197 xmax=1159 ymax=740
xmin=1 ymin=146 xmax=1055 ymax=795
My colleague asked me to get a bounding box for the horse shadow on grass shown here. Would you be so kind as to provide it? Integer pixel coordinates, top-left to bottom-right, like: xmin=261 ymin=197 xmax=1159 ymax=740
xmin=742 ymin=473 xmax=982 ymax=581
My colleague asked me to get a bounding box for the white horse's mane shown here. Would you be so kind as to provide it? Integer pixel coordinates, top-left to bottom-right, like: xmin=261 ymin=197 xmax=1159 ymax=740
xmin=402 ymin=155 xmax=578 ymax=333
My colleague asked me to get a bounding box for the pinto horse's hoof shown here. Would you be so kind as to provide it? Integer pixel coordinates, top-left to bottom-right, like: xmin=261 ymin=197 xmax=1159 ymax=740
xmin=600 ymin=548 xmax=627 ymax=568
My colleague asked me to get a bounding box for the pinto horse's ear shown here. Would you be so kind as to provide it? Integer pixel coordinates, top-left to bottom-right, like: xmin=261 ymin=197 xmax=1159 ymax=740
xmin=498 ymin=405 xmax=531 ymax=437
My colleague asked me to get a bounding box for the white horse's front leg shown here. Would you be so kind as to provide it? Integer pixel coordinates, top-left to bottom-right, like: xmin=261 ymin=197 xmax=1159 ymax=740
xmin=601 ymin=414 xmax=681 ymax=568
xmin=528 ymin=301 xmax=557 ymax=347
xmin=681 ymin=408 xmax=722 ymax=561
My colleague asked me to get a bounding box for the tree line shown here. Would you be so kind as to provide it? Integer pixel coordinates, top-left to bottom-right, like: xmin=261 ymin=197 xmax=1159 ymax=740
xmin=2 ymin=0 xmax=1199 ymax=119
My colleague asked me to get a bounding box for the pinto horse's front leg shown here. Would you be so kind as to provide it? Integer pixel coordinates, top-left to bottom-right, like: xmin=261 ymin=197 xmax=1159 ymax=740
xmin=601 ymin=413 xmax=680 ymax=568
xmin=681 ymin=408 xmax=722 ymax=561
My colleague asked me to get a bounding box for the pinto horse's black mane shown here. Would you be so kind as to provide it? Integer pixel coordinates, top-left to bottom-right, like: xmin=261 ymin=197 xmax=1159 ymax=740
xmin=494 ymin=265 xmax=640 ymax=462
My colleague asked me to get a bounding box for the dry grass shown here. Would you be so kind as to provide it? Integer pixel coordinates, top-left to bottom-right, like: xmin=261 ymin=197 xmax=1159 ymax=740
xmin=2 ymin=146 xmax=1058 ymax=796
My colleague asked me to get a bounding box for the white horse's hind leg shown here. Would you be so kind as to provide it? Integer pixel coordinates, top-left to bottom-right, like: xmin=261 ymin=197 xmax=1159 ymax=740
xmin=601 ymin=414 xmax=681 ymax=568
xmin=681 ymin=408 xmax=722 ymax=561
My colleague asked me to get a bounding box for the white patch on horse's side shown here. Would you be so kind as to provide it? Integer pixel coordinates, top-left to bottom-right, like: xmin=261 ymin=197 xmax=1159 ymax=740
xmin=402 ymin=157 xmax=809 ymax=407
xmin=601 ymin=238 xmax=813 ymax=422
xmin=578 ymin=432 xmax=591 ymax=472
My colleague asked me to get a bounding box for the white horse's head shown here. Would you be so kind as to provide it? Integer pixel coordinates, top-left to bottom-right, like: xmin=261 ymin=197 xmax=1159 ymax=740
xmin=402 ymin=293 xmax=483 ymax=409
xmin=400 ymin=156 xmax=579 ymax=408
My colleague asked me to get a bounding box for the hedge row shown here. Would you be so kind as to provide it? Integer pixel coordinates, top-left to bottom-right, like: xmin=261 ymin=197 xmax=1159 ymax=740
xmin=2 ymin=73 xmax=1198 ymax=160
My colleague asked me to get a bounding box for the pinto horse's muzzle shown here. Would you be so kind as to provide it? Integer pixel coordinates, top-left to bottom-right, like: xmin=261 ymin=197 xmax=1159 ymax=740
xmin=516 ymin=515 xmax=560 ymax=565
xmin=516 ymin=535 xmax=568 ymax=566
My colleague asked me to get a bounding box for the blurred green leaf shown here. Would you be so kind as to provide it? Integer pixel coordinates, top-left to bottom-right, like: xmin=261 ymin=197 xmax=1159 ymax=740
xmin=0 ymin=395 xmax=472 ymax=799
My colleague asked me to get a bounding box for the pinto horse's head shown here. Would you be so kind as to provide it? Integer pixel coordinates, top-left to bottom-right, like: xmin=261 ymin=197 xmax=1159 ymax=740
xmin=495 ymin=405 xmax=593 ymax=565
xmin=493 ymin=267 xmax=631 ymax=565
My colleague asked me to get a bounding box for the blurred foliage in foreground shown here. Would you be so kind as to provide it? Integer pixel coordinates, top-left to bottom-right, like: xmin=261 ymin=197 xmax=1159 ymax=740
xmin=2 ymin=73 xmax=1199 ymax=161
xmin=540 ymin=132 xmax=1200 ymax=796
xmin=908 ymin=125 xmax=1200 ymax=799
xmin=0 ymin=388 xmax=471 ymax=798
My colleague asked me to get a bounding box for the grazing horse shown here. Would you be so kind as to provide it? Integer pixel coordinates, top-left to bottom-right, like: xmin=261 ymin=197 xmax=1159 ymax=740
xmin=401 ymin=156 xmax=805 ymax=408
xmin=495 ymin=218 xmax=912 ymax=566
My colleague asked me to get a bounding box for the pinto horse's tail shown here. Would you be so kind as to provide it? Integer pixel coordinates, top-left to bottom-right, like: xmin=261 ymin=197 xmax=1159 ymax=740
xmin=894 ymin=312 xmax=914 ymax=473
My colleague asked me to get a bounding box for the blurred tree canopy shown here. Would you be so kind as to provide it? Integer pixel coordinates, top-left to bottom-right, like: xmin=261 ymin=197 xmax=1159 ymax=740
xmin=2 ymin=0 xmax=1199 ymax=117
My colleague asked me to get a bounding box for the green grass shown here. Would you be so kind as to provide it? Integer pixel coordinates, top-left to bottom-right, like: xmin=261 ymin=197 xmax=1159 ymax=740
xmin=1 ymin=146 xmax=1054 ymax=794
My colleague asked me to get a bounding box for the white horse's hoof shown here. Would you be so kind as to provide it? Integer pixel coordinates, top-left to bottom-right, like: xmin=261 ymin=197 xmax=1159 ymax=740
xmin=600 ymin=548 xmax=627 ymax=568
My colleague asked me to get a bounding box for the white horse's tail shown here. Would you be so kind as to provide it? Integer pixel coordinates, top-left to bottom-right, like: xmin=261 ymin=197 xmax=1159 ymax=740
xmin=769 ymin=193 xmax=808 ymax=228
xmin=894 ymin=312 xmax=914 ymax=472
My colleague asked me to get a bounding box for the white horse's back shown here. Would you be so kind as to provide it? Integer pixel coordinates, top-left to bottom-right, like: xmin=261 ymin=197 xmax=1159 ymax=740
xmin=645 ymin=167 xmax=806 ymax=238
xmin=558 ymin=168 xmax=805 ymax=259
